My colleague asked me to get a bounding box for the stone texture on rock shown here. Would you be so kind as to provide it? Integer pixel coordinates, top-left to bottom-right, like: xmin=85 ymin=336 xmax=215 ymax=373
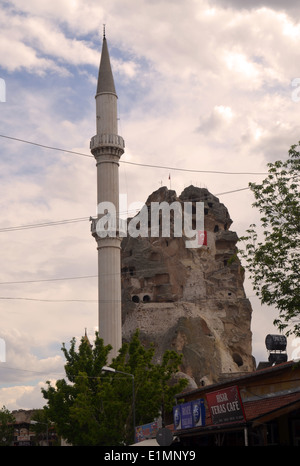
xmin=121 ymin=186 xmax=255 ymax=386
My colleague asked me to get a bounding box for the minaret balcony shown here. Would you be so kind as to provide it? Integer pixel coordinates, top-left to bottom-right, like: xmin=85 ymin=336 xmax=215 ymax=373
xmin=90 ymin=133 xmax=125 ymax=157
xmin=90 ymin=216 xmax=126 ymax=241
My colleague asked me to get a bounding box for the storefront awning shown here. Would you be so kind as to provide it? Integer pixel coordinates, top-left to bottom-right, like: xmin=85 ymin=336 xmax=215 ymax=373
xmin=131 ymin=438 xmax=159 ymax=446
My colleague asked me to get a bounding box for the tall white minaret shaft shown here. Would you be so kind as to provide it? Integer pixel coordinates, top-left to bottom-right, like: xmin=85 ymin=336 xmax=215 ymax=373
xmin=90 ymin=33 xmax=125 ymax=359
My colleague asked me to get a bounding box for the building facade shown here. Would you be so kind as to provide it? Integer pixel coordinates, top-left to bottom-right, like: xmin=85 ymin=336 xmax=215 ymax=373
xmin=172 ymin=360 xmax=300 ymax=446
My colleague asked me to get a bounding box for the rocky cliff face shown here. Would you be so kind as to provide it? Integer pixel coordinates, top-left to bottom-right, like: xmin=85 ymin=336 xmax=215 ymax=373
xmin=121 ymin=186 xmax=255 ymax=387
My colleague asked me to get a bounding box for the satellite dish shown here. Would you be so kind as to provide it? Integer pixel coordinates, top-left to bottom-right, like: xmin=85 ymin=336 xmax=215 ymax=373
xmin=156 ymin=428 xmax=173 ymax=446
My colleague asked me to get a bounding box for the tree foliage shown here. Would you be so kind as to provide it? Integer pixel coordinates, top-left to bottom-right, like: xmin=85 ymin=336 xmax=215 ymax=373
xmin=239 ymin=142 xmax=300 ymax=337
xmin=0 ymin=406 xmax=15 ymax=446
xmin=30 ymin=408 xmax=53 ymax=445
xmin=41 ymin=330 xmax=187 ymax=446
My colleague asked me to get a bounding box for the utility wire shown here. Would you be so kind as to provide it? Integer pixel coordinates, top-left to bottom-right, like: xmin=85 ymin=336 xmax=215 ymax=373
xmin=0 ymin=187 xmax=250 ymax=234
xmin=0 ymin=296 xmax=97 ymax=302
xmin=0 ymin=134 xmax=256 ymax=293
xmin=0 ymin=217 xmax=89 ymax=233
xmin=0 ymin=207 xmax=141 ymax=233
xmin=0 ymin=295 xmax=257 ymax=303
xmin=0 ymin=134 xmax=269 ymax=175
xmin=0 ymin=275 xmax=97 ymax=285
xmin=0 ymin=364 xmax=65 ymax=376
xmin=0 ymin=258 xmax=249 ymax=285
xmin=0 ymin=134 xmax=93 ymax=158
xmin=0 ymin=134 xmax=258 ymax=235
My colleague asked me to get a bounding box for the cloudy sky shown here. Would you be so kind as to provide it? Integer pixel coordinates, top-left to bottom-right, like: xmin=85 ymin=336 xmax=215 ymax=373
xmin=0 ymin=0 xmax=299 ymax=411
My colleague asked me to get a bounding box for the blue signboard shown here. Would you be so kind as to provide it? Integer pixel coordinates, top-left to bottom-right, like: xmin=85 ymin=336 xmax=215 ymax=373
xmin=173 ymin=399 xmax=205 ymax=430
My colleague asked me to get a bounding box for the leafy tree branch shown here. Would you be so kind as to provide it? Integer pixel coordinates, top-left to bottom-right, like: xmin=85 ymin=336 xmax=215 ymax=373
xmin=239 ymin=142 xmax=300 ymax=337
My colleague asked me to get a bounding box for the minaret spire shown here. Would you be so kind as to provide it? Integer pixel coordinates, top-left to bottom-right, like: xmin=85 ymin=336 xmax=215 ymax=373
xmin=90 ymin=33 xmax=125 ymax=361
xmin=96 ymin=32 xmax=116 ymax=96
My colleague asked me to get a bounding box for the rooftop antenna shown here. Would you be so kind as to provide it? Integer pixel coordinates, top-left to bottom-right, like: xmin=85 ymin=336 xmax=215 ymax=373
xmin=103 ymin=24 xmax=106 ymax=39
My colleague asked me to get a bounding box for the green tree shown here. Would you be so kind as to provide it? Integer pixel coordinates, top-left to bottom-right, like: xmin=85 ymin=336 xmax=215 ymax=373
xmin=30 ymin=409 xmax=53 ymax=446
xmin=0 ymin=406 xmax=15 ymax=446
xmin=41 ymin=331 xmax=187 ymax=446
xmin=239 ymin=142 xmax=300 ymax=337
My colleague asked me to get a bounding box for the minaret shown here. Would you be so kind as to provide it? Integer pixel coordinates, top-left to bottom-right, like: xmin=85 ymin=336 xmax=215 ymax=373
xmin=90 ymin=30 xmax=125 ymax=360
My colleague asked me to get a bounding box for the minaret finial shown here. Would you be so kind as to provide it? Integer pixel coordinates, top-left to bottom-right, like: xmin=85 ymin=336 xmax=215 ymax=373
xmin=103 ymin=24 xmax=106 ymax=39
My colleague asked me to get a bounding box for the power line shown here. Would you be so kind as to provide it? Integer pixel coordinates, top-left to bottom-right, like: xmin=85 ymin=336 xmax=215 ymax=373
xmin=0 ymin=225 xmax=252 ymax=286
xmin=0 ymin=134 xmax=257 ymax=236
xmin=0 ymin=134 xmax=93 ymax=158
xmin=0 ymin=296 xmax=96 ymax=302
xmin=0 ymin=187 xmax=249 ymax=233
xmin=0 ymin=262 xmax=232 ymax=285
xmin=0 ymin=134 xmax=269 ymax=175
xmin=1 ymin=362 xmax=300 ymax=387
xmin=0 ymin=275 xmax=97 ymax=285
xmin=0 ymin=134 xmax=255 ymax=293
xmin=0 ymin=364 xmax=65 ymax=376
xmin=215 ymin=187 xmax=249 ymax=196
xmin=0 ymin=217 xmax=89 ymax=233
xmin=0 ymin=295 xmax=257 ymax=303
xmin=0 ymin=207 xmax=142 ymax=234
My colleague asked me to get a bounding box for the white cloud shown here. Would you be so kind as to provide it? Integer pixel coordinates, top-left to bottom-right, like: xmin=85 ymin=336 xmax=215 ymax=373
xmin=8 ymin=0 xmax=106 ymax=35
xmin=0 ymin=380 xmax=57 ymax=411
xmin=209 ymin=0 xmax=300 ymax=19
xmin=0 ymin=5 xmax=100 ymax=76
xmin=0 ymin=329 xmax=64 ymax=380
xmin=224 ymin=52 xmax=261 ymax=86
xmin=197 ymin=105 xmax=234 ymax=137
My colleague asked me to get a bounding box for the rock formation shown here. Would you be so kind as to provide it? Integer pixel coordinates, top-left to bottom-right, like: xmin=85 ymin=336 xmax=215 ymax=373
xmin=121 ymin=185 xmax=255 ymax=386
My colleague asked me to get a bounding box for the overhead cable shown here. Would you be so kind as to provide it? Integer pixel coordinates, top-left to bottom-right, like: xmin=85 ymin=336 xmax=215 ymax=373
xmin=0 ymin=134 xmax=269 ymax=175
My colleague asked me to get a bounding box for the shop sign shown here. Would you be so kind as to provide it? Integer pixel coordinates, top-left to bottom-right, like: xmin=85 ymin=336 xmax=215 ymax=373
xmin=206 ymin=385 xmax=245 ymax=425
xmin=17 ymin=434 xmax=31 ymax=441
xmin=173 ymin=399 xmax=205 ymax=430
xmin=135 ymin=421 xmax=159 ymax=443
